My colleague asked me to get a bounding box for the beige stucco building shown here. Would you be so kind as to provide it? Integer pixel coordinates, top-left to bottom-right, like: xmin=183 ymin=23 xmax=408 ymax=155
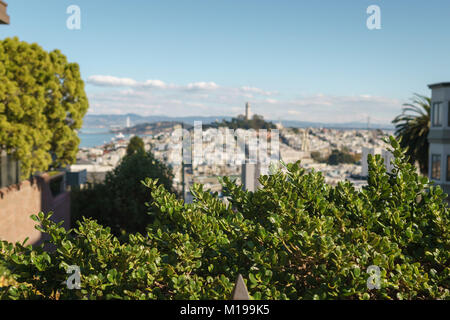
xmin=0 ymin=1 xmax=9 ymax=24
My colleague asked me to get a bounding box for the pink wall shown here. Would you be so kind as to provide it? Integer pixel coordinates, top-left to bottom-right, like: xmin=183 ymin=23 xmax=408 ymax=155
xmin=0 ymin=174 xmax=70 ymax=246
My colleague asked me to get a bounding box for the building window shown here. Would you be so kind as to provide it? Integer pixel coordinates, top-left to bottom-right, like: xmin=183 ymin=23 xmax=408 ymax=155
xmin=432 ymin=154 xmax=441 ymax=180
xmin=0 ymin=152 xmax=20 ymax=188
xmin=448 ymin=102 xmax=450 ymax=126
xmin=433 ymin=102 xmax=442 ymax=126
xmin=447 ymin=156 xmax=450 ymax=181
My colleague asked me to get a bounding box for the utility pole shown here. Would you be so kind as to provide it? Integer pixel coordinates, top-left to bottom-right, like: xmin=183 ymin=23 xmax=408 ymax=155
xmin=181 ymin=122 xmax=185 ymax=200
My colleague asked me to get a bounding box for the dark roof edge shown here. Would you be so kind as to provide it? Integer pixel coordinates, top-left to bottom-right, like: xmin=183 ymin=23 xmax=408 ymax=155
xmin=428 ymin=82 xmax=450 ymax=89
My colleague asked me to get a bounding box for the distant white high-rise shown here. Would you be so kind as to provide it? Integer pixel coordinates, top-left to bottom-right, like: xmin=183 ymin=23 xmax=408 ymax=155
xmin=126 ymin=116 xmax=131 ymax=128
xmin=361 ymin=147 xmax=394 ymax=176
xmin=361 ymin=147 xmax=376 ymax=177
xmin=242 ymin=163 xmax=261 ymax=192
xmin=300 ymin=129 xmax=310 ymax=152
xmin=245 ymin=102 xmax=251 ymax=120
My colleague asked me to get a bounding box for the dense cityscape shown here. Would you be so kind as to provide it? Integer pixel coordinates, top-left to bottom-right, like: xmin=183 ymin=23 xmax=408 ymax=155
xmin=71 ymin=105 xmax=394 ymax=200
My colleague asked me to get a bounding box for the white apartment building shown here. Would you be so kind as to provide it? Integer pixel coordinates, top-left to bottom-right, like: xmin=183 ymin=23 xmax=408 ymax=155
xmin=361 ymin=147 xmax=394 ymax=176
xmin=428 ymin=82 xmax=450 ymax=194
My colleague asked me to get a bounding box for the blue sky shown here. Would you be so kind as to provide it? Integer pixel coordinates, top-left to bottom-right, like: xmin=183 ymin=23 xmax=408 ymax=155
xmin=1 ymin=0 xmax=450 ymax=123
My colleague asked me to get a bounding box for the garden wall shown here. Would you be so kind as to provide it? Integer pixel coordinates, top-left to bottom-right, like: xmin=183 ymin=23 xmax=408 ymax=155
xmin=0 ymin=174 xmax=70 ymax=246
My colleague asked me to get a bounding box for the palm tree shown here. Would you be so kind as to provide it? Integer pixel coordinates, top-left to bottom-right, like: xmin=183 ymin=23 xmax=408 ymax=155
xmin=392 ymin=93 xmax=430 ymax=175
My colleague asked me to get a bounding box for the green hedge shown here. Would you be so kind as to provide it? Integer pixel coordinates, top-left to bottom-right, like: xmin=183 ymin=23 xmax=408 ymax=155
xmin=0 ymin=137 xmax=448 ymax=300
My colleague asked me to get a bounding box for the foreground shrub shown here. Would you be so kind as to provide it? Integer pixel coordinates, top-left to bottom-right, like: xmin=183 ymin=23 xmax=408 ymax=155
xmin=0 ymin=137 xmax=448 ymax=299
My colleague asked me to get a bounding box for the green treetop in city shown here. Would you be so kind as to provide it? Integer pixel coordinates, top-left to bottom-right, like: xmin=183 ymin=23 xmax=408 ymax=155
xmin=126 ymin=136 xmax=145 ymax=156
xmin=0 ymin=37 xmax=89 ymax=177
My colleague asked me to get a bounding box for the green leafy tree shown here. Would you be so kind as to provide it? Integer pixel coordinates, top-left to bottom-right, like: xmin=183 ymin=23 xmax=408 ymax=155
xmin=0 ymin=37 xmax=89 ymax=177
xmin=311 ymin=151 xmax=325 ymax=163
xmin=126 ymin=136 xmax=145 ymax=156
xmin=71 ymin=150 xmax=175 ymax=237
xmin=392 ymin=93 xmax=430 ymax=175
xmin=0 ymin=137 xmax=448 ymax=300
xmin=327 ymin=149 xmax=358 ymax=165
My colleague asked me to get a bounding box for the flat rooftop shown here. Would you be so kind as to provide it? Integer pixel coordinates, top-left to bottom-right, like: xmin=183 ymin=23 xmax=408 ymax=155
xmin=428 ymin=82 xmax=450 ymax=89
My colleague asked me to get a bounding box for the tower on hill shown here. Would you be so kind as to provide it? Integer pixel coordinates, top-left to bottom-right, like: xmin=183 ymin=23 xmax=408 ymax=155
xmin=245 ymin=102 xmax=251 ymax=120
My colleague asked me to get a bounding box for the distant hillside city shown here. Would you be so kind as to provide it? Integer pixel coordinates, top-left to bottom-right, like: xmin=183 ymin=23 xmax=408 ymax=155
xmin=72 ymin=103 xmax=394 ymax=202
xmin=83 ymin=113 xmax=395 ymax=131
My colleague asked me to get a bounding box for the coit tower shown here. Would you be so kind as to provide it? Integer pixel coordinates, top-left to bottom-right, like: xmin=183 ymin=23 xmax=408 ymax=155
xmin=245 ymin=102 xmax=251 ymax=120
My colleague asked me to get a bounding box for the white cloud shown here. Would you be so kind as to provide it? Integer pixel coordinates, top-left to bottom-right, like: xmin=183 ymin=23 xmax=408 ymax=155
xmin=264 ymin=98 xmax=278 ymax=104
xmin=186 ymin=82 xmax=219 ymax=91
xmin=87 ymin=76 xmax=222 ymax=91
xmin=240 ymin=86 xmax=276 ymax=96
xmin=85 ymin=75 xmax=402 ymax=124
xmin=277 ymin=94 xmax=402 ymax=123
xmin=87 ymin=75 xmax=138 ymax=87
xmin=87 ymin=76 xmax=277 ymax=96
xmin=87 ymin=75 xmax=169 ymax=89
xmin=141 ymin=79 xmax=168 ymax=88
